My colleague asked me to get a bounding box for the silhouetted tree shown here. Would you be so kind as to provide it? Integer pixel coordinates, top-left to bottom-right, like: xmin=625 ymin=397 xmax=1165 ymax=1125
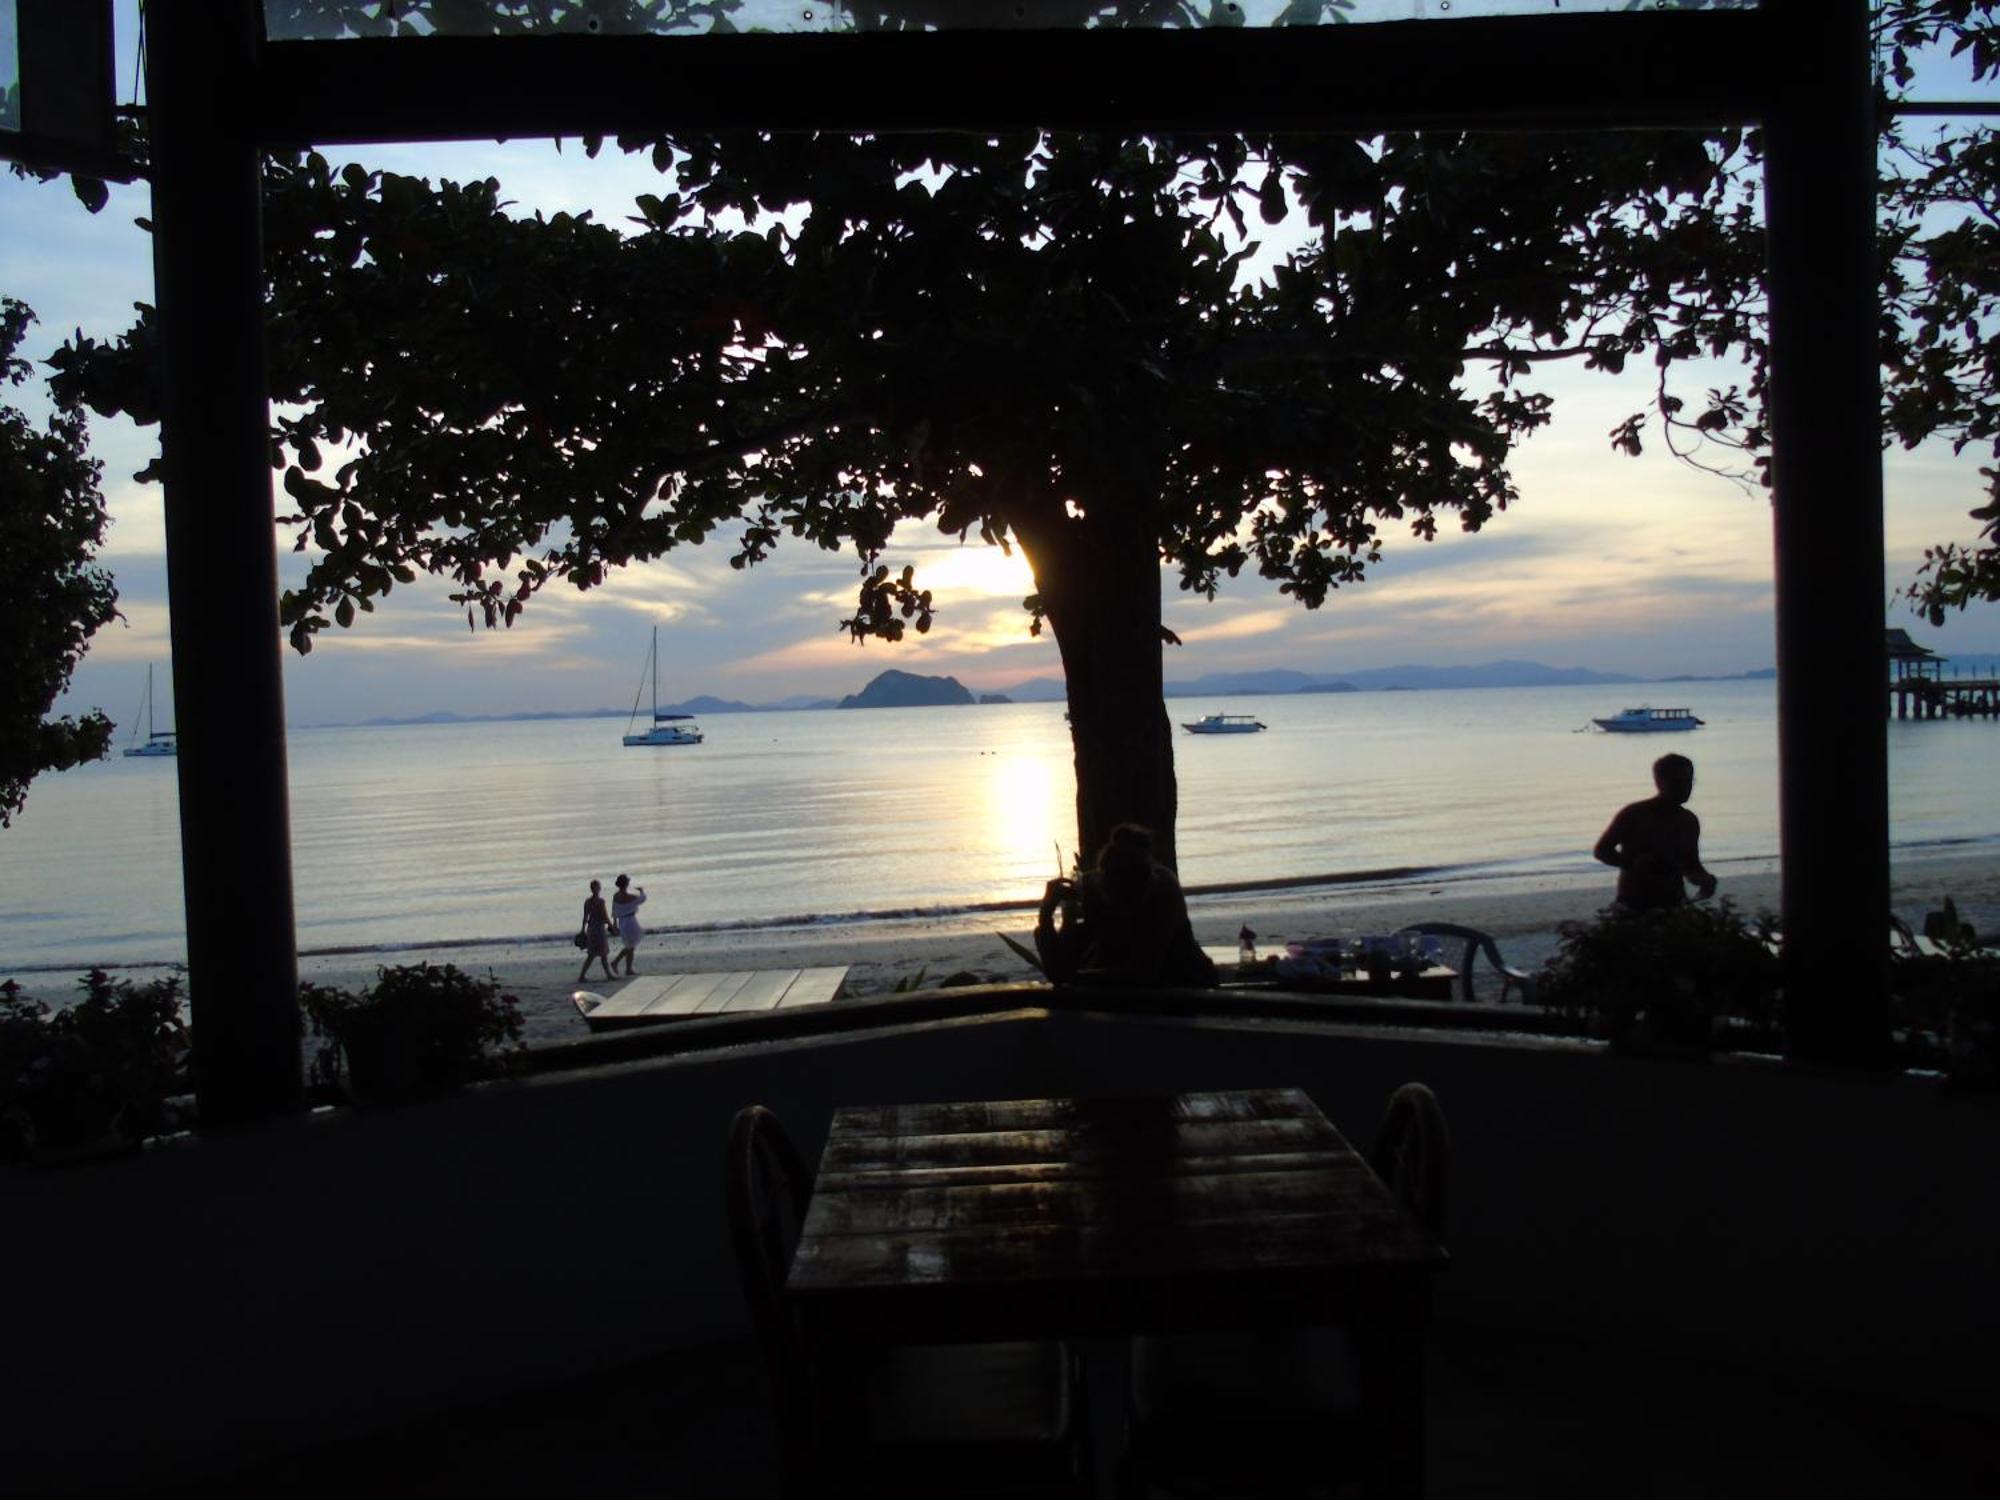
xmin=0 ymin=300 xmax=118 ymax=825
xmin=48 ymin=0 xmax=2000 ymax=861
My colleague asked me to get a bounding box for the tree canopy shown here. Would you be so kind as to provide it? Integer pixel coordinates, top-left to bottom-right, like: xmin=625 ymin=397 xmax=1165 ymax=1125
xmin=43 ymin=0 xmax=2000 ymax=858
xmin=0 ymin=300 xmax=118 ymax=826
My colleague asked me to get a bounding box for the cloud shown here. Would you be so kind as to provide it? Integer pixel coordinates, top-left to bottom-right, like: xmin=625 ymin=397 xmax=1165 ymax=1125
xmin=85 ymin=602 xmax=173 ymax=662
xmin=1174 ymin=607 xmax=1296 ymax=645
xmin=726 ymin=631 xmax=886 ymax=679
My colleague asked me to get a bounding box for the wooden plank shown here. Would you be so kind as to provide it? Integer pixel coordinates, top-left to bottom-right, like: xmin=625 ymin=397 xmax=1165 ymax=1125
xmin=820 ymin=1117 xmax=1341 ymax=1177
xmin=789 ymin=1204 xmax=1443 ymax=1293
xmin=803 ymin=1165 xmax=1393 ymax=1237
xmin=687 ymin=971 xmax=757 ymax=1014
xmin=714 ymin=969 xmax=800 ymax=1013
xmin=830 ymin=1090 xmax=1317 ymax=1139
xmin=776 ymin=965 xmax=848 ymax=1007
xmin=582 ymin=976 xmax=675 ymax=1021
xmin=814 ymin=1149 xmax=1354 ymax=1194
xmin=647 ymin=971 xmax=734 ymax=1016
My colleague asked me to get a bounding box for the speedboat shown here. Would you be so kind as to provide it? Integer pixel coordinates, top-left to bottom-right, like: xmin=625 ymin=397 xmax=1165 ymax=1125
xmin=1591 ymin=706 xmax=1703 ymax=733
xmin=622 ymin=626 xmax=705 ymax=747
xmin=1182 ymin=713 xmax=1267 ymax=735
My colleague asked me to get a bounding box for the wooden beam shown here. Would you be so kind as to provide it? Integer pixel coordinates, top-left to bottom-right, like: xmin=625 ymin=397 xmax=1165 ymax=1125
xmin=149 ymin=0 xmax=304 ymax=1125
xmin=1764 ymin=0 xmax=1891 ymax=1065
xmin=250 ymin=10 xmax=1777 ymax=147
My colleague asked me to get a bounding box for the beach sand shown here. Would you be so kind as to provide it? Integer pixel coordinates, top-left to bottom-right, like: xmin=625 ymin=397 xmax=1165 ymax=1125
xmin=278 ymin=845 xmax=1999 ymax=1045
xmin=15 ymin=846 xmax=1995 ymax=1046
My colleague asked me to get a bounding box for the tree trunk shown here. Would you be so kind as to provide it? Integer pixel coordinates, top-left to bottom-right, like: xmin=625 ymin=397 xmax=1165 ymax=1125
xmin=1015 ymin=507 xmax=1180 ymax=871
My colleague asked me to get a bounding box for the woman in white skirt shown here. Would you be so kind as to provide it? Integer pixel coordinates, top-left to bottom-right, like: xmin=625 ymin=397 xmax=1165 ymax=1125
xmin=610 ymin=873 xmax=648 ymax=976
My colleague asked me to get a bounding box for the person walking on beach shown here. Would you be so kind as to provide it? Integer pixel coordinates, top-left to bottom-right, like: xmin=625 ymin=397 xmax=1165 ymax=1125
xmin=1593 ymin=753 xmax=1718 ymax=911
xmin=577 ymin=879 xmax=614 ymax=984
xmin=610 ymin=874 xmax=648 ymax=976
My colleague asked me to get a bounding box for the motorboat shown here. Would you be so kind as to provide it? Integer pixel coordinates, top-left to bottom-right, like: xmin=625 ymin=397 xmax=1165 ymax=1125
xmin=622 ymin=627 xmax=704 ymax=747
xmin=1182 ymin=713 xmax=1267 ymax=735
xmin=123 ymin=664 xmax=178 ymax=758
xmin=1591 ymin=706 xmax=1703 ymax=733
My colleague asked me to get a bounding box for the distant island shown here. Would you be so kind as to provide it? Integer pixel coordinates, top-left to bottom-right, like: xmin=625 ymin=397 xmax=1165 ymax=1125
xmin=838 ymin=670 xmax=976 ymax=710
xmin=315 ymin=657 xmax=1792 ymax=728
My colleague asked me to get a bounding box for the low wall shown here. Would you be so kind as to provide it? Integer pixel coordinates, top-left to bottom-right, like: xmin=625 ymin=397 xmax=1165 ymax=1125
xmin=5 ymin=1000 xmax=1994 ymax=1493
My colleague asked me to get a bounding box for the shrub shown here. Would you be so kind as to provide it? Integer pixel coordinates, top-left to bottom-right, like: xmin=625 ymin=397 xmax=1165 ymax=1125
xmin=0 ymin=970 xmax=189 ymax=1163
xmin=1538 ymin=900 xmax=1782 ymax=1052
xmin=300 ymin=963 xmax=524 ymax=1106
xmin=1889 ymin=898 xmax=2000 ymax=1087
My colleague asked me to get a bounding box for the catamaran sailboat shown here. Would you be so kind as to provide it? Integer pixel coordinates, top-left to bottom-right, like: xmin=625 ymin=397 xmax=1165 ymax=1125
xmin=622 ymin=627 xmax=704 ymax=747
xmin=123 ymin=664 xmax=178 ymax=758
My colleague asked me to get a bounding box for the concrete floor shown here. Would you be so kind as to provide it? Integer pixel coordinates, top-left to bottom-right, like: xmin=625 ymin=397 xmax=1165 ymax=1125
xmin=146 ymin=1320 xmax=1990 ymax=1498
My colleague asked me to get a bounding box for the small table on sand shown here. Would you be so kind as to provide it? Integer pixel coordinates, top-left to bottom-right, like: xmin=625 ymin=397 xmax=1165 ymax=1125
xmin=786 ymin=1087 xmax=1446 ymax=1497
xmin=1202 ymin=945 xmax=1459 ymax=1002
xmin=575 ymin=966 xmax=848 ymax=1031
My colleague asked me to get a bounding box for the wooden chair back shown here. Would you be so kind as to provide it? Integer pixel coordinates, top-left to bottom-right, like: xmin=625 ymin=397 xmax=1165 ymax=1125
xmin=724 ymin=1103 xmax=815 ymax=1450
xmin=1369 ymin=1081 xmax=1451 ymax=1243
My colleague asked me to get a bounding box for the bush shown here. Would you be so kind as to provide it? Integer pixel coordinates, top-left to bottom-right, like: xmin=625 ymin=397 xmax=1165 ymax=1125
xmin=1538 ymin=900 xmax=1782 ymax=1052
xmin=0 ymin=970 xmax=189 ymax=1163
xmin=300 ymin=963 xmax=524 ymax=1106
xmin=1889 ymin=898 xmax=2000 ymax=1086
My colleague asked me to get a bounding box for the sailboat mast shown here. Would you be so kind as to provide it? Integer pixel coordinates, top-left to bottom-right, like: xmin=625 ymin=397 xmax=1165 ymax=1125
xmin=651 ymin=625 xmax=659 ymax=720
xmin=142 ymin=664 xmax=154 ymax=741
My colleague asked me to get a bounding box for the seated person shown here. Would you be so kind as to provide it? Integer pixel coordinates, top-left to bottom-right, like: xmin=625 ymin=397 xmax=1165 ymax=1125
xmin=1035 ymin=823 xmax=1218 ymax=989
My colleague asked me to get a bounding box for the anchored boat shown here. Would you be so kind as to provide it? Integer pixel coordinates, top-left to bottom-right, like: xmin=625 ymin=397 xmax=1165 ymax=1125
xmin=122 ymin=664 xmax=178 ymax=758
xmin=622 ymin=627 xmax=704 ymax=747
xmin=1182 ymin=713 xmax=1267 ymax=735
xmin=1591 ymin=706 xmax=1703 ymax=734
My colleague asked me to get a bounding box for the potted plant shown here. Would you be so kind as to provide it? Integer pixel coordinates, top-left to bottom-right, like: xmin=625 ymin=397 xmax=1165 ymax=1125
xmin=0 ymin=970 xmax=190 ymax=1165
xmin=1538 ymin=900 xmax=1782 ymax=1056
xmin=300 ymin=963 xmax=524 ymax=1106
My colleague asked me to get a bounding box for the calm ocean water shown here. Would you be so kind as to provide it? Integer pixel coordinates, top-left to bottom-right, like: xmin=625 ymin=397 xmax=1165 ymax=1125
xmin=2 ymin=679 xmax=1996 ymax=970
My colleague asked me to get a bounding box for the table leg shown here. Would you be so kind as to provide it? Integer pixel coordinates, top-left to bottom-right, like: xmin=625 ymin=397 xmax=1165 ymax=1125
xmin=1358 ymin=1296 xmax=1429 ymax=1500
xmin=1079 ymin=1336 xmax=1133 ymax=1499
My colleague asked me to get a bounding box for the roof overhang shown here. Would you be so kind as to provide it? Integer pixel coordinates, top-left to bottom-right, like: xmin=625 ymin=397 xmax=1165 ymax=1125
xmin=250 ymin=8 xmax=1779 ymax=148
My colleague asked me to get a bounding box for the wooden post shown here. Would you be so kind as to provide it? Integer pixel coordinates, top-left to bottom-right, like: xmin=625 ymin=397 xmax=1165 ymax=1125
xmin=1764 ymin=0 xmax=1890 ymax=1064
xmin=148 ymin=0 xmax=303 ymax=1126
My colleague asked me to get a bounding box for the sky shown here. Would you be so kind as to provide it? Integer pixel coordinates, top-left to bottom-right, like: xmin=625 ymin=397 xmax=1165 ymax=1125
xmin=4 ymin=4 xmax=1998 ymax=730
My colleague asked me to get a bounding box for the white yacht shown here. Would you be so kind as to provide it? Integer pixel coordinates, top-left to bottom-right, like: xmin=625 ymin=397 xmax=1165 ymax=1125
xmin=622 ymin=627 xmax=704 ymax=747
xmin=1182 ymin=713 xmax=1267 ymax=735
xmin=1591 ymin=706 xmax=1704 ymax=734
xmin=123 ymin=664 xmax=178 ymax=758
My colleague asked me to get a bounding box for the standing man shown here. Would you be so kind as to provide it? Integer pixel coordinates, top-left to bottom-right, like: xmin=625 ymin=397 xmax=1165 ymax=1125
xmin=1593 ymin=753 xmax=1719 ymax=911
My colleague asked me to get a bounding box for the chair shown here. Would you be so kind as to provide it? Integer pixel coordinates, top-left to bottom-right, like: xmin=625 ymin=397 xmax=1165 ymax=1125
xmin=1124 ymin=1083 xmax=1451 ymax=1499
xmin=1370 ymin=1082 xmax=1450 ymax=1242
xmin=723 ymin=1105 xmax=1088 ymax=1498
xmin=1394 ymin=921 xmax=1536 ymax=1006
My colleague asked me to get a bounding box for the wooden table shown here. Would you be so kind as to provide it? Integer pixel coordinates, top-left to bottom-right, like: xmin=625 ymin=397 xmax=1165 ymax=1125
xmin=576 ymin=966 xmax=848 ymax=1031
xmin=787 ymin=1088 xmax=1446 ymax=1496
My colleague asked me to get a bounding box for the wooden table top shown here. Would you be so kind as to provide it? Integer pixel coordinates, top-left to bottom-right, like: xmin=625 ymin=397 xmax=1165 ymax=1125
xmin=580 ymin=965 xmax=848 ymax=1029
xmin=786 ymin=1088 xmax=1446 ymax=1342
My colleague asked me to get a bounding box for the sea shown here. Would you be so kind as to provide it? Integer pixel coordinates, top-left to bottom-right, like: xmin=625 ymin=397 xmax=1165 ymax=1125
xmin=2 ymin=678 xmax=1996 ymax=973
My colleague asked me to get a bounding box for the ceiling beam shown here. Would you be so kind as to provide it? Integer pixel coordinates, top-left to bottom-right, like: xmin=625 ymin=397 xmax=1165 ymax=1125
xmin=251 ymin=9 xmax=1778 ymax=147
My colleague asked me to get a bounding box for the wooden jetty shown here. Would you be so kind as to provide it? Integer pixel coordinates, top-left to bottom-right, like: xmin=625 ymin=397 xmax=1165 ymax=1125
xmin=1886 ymin=628 xmax=2000 ymax=720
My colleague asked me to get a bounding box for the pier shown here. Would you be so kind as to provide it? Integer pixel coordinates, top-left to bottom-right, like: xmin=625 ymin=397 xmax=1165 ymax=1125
xmin=1886 ymin=628 xmax=2000 ymax=720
